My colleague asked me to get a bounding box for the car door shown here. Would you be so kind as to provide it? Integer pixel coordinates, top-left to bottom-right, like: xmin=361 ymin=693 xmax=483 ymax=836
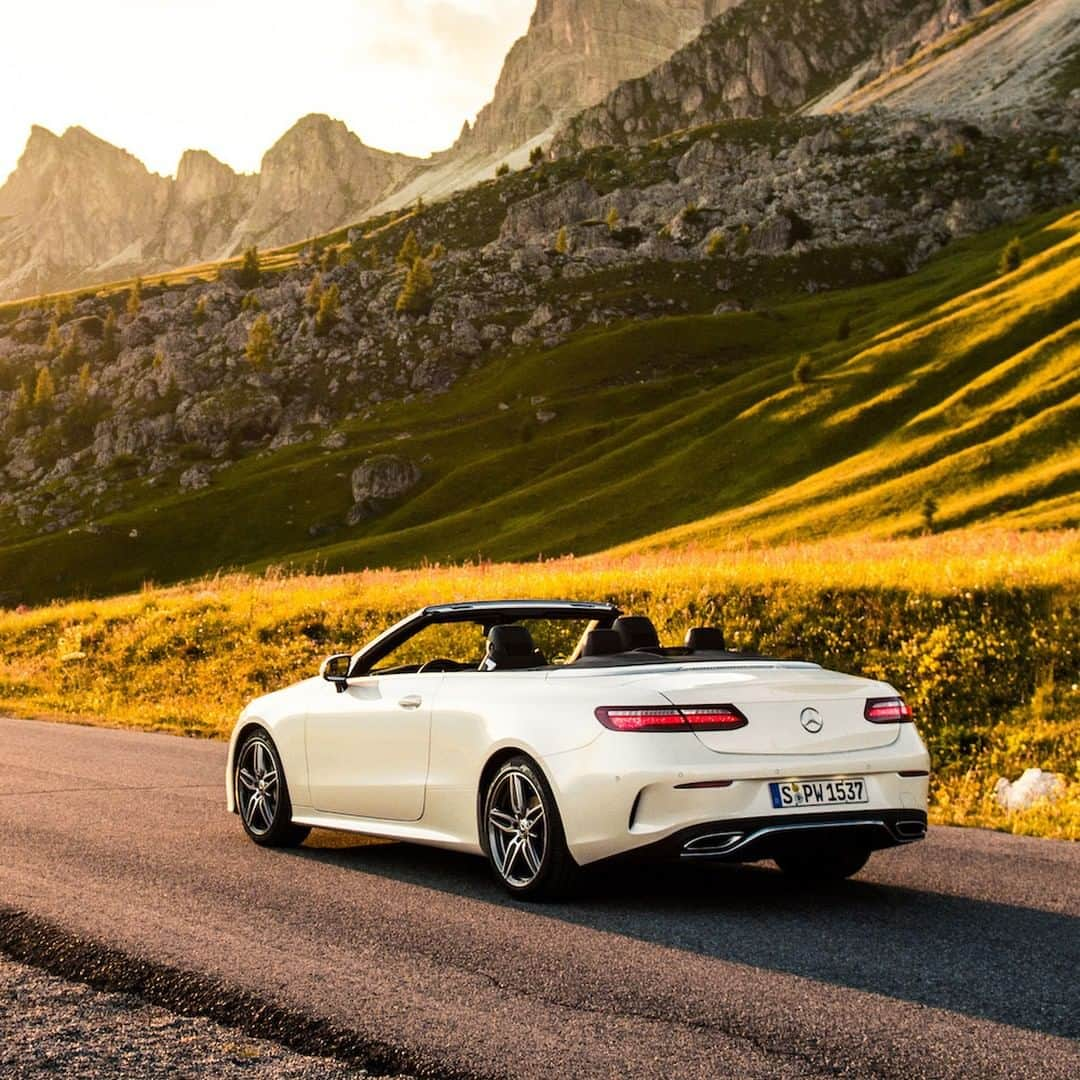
xmin=304 ymin=672 xmax=441 ymax=822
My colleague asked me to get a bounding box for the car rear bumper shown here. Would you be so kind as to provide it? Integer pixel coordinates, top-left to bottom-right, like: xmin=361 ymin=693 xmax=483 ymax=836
xmin=618 ymin=808 xmax=928 ymax=863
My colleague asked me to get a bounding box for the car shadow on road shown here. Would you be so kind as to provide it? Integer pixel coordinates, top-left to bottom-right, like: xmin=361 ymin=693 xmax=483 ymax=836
xmin=286 ymin=832 xmax=1078 ymax=1041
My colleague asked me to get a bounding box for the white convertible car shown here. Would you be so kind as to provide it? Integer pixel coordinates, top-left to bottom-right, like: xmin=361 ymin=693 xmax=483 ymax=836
xmin=227 ymin=600 xmax=929 ymax=897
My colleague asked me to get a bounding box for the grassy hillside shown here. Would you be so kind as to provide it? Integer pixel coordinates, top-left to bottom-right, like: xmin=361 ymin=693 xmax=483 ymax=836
xmin=1 ymin=205 xmax=1077 ymax=604
xmin=1 ymin=531 xmax=1075 ymax=839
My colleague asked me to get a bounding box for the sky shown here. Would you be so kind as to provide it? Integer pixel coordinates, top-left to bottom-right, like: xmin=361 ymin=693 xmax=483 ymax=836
xmin=0 ymin=0 xmax=536 ymax=184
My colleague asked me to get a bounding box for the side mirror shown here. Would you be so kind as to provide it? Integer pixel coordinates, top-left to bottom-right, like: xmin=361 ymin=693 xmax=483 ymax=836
xmin=320 ymin=653 xmax=353 ymax=693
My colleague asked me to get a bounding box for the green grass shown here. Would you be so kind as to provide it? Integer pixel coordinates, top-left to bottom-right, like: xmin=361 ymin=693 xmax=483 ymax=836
xmin=1 ymin=205 xmax=1077 ymax=605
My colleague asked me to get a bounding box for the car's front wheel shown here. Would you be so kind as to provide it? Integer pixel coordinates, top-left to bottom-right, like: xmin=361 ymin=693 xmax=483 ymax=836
xmin=482 ymin=756 xmax=579 ymax=900
xmin=774 ymin=845 xmax=871 ymax=881
xmin=235 ymin=731 xmax=310 ymax=848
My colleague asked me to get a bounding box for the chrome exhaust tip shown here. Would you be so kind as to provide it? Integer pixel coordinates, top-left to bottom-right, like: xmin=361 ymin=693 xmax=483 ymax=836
xmin=683 ymin=832 xmax=743 ymax=854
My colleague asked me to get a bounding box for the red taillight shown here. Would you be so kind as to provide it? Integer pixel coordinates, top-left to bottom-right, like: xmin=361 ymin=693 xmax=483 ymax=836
xmin=596 ymin=705 xmax=748 ymax=733
xmin=865 ymin=697 xmax=913 ymax=724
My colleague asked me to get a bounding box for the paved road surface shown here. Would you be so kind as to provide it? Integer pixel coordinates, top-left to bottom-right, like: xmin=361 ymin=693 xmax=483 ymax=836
xmin=0 ymin=717 xmax=1077 ymax=1079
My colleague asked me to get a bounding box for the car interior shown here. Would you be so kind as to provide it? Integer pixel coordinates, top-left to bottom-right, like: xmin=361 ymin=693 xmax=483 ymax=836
xmin=372 ymin=614 xmax=750 ymax=674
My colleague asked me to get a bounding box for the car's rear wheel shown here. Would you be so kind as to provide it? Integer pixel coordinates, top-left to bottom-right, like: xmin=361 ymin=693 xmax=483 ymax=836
xmin=482 ymin=756 xmax=579 ymax=900
xmin=774 ymin=845 xmax=871 ymax=881
xmin=235 ymin=731 xmax=310 ymax=848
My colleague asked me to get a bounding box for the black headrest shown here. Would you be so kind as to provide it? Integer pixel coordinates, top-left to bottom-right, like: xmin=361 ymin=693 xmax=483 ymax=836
xmin=686 ymin=627 xmax=726 ymax=652
xmin=482 ymin=624 xmax=544 ymax=670
xmin=581 ymin=629 xmax=623 ymax=657
xmin=487 ymin=624 xmax=535 ymax=656
xmin=613 ymin=616 xmax=660 ymax=652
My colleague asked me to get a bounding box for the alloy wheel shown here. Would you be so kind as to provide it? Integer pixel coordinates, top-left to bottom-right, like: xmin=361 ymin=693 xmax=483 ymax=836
xmin=486 ymin=770 xmax=548 ymax=888
xmin=237 ymin=738 xmax=279 ymax=837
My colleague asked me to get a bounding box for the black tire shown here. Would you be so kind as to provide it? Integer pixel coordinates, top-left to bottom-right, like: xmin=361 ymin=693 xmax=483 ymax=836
xmin=481 ymin=756 xmax=580 ymax=900
xmin=775 ymin=846 xmax=871 ymax=881
xmin=235 ymin=730 xmax=310 ymax=848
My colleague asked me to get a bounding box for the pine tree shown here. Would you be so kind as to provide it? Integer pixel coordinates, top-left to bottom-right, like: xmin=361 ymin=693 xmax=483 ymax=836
xmin=314 ymin=284 xmax=341 ymax=336
xmin=705 ymin=231 xmax=726 ymax=258
xmin=396 ymin=230 xmax=421 ymax=267
xmin=33 ymin=366 xmax=55 ymax=410
xmin=837 ymin=314 xmax=852 ymax=341
xmin=237 ymin=246 xmax=261 ymax=289
xmin=305 ymin=274 xmax=323 ymax=313
xmin=554 ymin=227 xmax=569 ymax=255
xmin=193 ymin=296 xmax=209 ymax=326
xmin=999 ymin=236 xmax=1023 ymax=276
xmin=127 ymin=278 xmax=142 ymax=317
xmin=793 ymin=354 xmax=814 ymax=386
xmin=428 ymin=241 xmax=446 ymax=261
xmin=529 ymin=146 xmax=544 ymax=167
xmin=396 ymin=257 xmax=434 ymax=315
xmin=321 ymin=246 xmax=339 ymax=272
xmin=59 ymin=336 xmax=81 ymax=375
xmin=495 ymin=162 xmax=510 ymax=178
xmin=101 ymin=309 xmax=118 ymax=362
xmin=921 ymin=494 xmax=939 ymax=534
xmin=77 ymin=361 xmax=93 ymax=399
xmin=605 ymin=206 xmax=620 ymax=229
xmin=245 ymin=314 xmax=275 ymax=368
xmin=45 ymin=317 xmax=62 ymax=353
xmin=10 ymin=379 xmax=31 ymax=433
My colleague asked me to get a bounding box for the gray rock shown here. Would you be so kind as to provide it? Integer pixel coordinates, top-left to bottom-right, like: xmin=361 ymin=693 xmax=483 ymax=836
xmin=347 ymin=454 xmax=421 ymax=524
xmin=179 ymin=464 xmax=212 ymax=491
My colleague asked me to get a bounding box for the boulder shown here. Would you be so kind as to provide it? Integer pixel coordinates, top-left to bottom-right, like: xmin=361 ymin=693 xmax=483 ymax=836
xmin=347 ymin=455 xmax=421 ymax=525
xmin=994 ymin=769 xmax=1067 ymax=812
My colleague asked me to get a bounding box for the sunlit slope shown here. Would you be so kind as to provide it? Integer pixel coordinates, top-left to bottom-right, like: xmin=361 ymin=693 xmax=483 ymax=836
xmin=619 ymin=215 xmax=1080 ymax=552
xmin=1 ymin=207 xmax=1077 ymax=602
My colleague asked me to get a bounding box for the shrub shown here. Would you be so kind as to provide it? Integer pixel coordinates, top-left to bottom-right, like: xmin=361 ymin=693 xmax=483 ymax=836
xmin=241 ymin=292 xmax=261 ymax=313
xmin=554 ymin=227 xmax=569 ymax=255
xmin=793 ymin=354 xmax=814 ymax=386
xmin=999 ymin=236 xmax=1023 ymax=276
xmin=495 ymin=162 xmax=510 ymax=178
xmin=605 ymin=206 xmax=620 ymax=229
xmin=314 ymin=284 xmax=341 ymax=336
xmin=529 ymin=146 xmax=545 ymax=167
xmin=705 ymin=231 xmax=726 ymax=258
xmin=428 ymin=241 xmax=446 ymax=261
xmin=45 ymin=317 xmax=61 ymax=353
xmin=192 ymin=296 xmax=209 ymax=327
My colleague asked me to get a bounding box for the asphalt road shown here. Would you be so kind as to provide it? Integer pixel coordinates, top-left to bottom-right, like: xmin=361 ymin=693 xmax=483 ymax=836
xmin=0 ymin=716 xmax=1077 ymax=1079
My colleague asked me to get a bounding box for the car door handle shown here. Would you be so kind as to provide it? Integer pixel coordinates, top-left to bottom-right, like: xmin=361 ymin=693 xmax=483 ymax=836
xmin=398 ymin=695 xmax=423 ymax=710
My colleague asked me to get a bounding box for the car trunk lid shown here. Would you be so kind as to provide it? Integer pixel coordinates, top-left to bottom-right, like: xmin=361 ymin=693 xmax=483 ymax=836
xmin=656 ymin=664 xmax=900 ymax=755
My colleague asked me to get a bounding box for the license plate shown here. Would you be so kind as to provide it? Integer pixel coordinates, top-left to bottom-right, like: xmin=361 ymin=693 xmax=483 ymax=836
xmin=770 ymin=778 xmax=867 ymax=809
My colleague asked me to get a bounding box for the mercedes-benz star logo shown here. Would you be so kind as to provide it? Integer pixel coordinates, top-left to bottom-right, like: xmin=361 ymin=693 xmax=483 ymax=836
xmin=800 ymin=707 xmax=823 ymax=734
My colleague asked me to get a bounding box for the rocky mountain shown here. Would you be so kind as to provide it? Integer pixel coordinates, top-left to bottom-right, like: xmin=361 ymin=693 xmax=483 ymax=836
xmin=455 ymin=0 xmax=737 ymax=154
xmin=551 ymin=0 xmax=1009 ymax=152
xmin=0 ymin=116 xmax=417 ymax=302
xmin=222 ymin=115 xmax=416 ymax=252
xmin=365 ymin=0 xmax=739 ymax=214
xmin=816 ymin=0 xmax=1080 ymax=119
xmin=1 ymin=104 xmax=1075 ymax=548
xmin=0 ymin=126 xmax=173 ymax=299
xmin=0 ymin=2 xmax=730 ymax=301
